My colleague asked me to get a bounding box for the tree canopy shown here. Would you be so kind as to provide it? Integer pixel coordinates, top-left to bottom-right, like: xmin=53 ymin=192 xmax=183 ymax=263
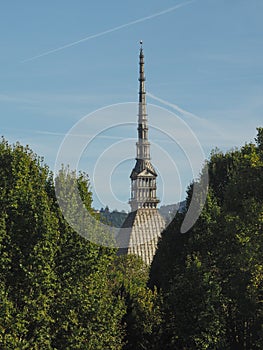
xmin=0 ymin=128 xmax=262 ymax=349
xmin=150 ymin=128 xmax=263 ymax=349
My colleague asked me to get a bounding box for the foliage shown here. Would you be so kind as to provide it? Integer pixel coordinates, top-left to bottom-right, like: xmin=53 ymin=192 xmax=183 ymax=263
xmin=110 ymin=255 xmax=163 ymax=350
xmin=1 ymin=127 xmax=262 ymax=349
xmin=150 ymin=128 xmax=263 ymax=349
xmin=0 ymin=139 xmax=126 ymax=349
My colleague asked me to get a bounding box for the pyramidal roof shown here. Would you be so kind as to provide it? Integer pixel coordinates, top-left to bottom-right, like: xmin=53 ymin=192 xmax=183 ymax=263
xmin=117 ymin=208 xmax=165 ymax=265
xmin=130 ymin=159 xmax=157 ymax=179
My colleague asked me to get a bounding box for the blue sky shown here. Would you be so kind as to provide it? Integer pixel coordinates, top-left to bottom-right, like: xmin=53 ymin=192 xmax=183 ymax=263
xmin=1 ymin=0 xmax=262 ymax=211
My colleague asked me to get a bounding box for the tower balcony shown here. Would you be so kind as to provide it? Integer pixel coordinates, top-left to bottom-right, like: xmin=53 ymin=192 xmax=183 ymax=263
xmin=129 ymin=198 xmax=160 ymax=211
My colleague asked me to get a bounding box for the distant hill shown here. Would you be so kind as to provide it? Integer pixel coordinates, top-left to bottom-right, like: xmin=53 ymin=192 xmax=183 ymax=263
xmin=159 ymin=201 xmax=186 ymax=223
xmin=99 ymin=202 xmax=186 ymax=227
xmin=99 ymin=206 xmax=128 ymax=227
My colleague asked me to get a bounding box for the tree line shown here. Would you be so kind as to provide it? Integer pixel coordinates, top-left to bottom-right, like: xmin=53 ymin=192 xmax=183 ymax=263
xmin=0 ymin=128 xmax=262 ymax=349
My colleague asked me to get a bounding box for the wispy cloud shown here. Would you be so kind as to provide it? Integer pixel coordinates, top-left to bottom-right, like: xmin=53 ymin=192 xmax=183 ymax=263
xmin=2 ymin=126 xmax=134 ymax=140
xmin=0 ymin=94 xmax=33 ymax=104
xmin=0 ymin=92 xmax=125 ymax=105
xmin=22 ymin=0 xmax=195 ymax=62
xmin=195 ymin=52 xmax=257 ymax=65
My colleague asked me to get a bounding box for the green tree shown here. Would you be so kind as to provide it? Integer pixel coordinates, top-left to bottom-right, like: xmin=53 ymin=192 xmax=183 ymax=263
xmin=150 ymin=128 xmax=263 ymax=349
xmin=0 ymin=139 xmax=126 ymax=349
xmin=0 ymin=140 xmax=58 ymax=348
xmin=110 ymin=255 xmax=163 ymax=350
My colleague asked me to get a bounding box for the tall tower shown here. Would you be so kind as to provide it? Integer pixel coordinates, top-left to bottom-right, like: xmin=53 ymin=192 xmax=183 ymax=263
xmin=117 ymin=42 xmax=165 ymax=265
xmin=129 ymin=42 xmax=159 ymax=211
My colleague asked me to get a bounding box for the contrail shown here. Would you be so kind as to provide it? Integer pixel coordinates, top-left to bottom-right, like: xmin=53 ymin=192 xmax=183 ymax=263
xmin=147 ymin=91 xmax=221 ymax=134
xmin=22 ymin=0 xmax=195 ymax=63
xmin=147 ymin=91 xmax=204 ymax=122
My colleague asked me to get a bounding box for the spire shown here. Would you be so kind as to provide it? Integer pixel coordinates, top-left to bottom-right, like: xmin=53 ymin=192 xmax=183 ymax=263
xmin=129 ymin=42 xmax=159 ymax=211
xmin=137 ymin=41 xmax=150 ymax=161
xmin=117 ymin=42 xmax=165 ymax=266
xmin=138 ymin=41 xmax=146 ymax=117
